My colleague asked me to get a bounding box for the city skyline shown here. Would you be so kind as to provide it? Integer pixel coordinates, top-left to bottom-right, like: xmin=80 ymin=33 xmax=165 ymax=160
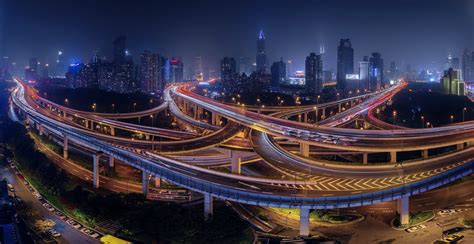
xmin=1 ymin=0 xmax=473 ymax=72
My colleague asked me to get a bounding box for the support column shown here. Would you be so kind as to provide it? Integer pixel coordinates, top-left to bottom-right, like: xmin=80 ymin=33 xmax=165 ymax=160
xmin=211 ymin=112 xmax=217 ymax=125
xmin=303 ymin=113 xmax=308 ymax=123
xmin=314 ymin=108 xmax=319 ymax=122
xmin=422 ymin=149 xmax=428 ymax=159
xmin=322 ymin=108 xmax=326 ymax=119
xmin=362 ymin=153 xmax=368 ymax=164
xmin=457 ymin=143 xmax=464 ymax=150
xmin=142 ymin=171 xmax=149 ymax=195
xmin=93 ymin=153 xmax=101 ymax=189
xmin=231 ymin=156 xmax=241 ymax=174
xmin=63 ymin=136 xmax=68 ymax=159
xmin=108 ymin=156 xmax=114 ymax=167
xmin=390 ymin=151 xmax=397 ymax=163
xmin=299 ymin=143 xmax=310 ymax=157
xmin=398 ymin=196 xmax=409 ymax=226
xmin=154 ymin=176 xmax=161 ymax=188
xmin=110 ymin=127 xmax=115 ymax=136
xmin=300 ymin=208 xmax=310 ymax=236
xmin=204 ymin=194 xmax=214 ymax=221
xmin=338 ymin=103 xmax=342 ymax=113
xmin=38 ymin=124 xmax=44 ymax=136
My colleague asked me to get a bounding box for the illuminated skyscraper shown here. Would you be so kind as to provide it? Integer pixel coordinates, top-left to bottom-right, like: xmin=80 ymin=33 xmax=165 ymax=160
xmin=441 ymin=68 xmax=465 ymax=96
xmin=256 ymin=30 xmax=267 ymax=73
xmin=462 ymin=49 xmax=473 ymax=82
xmin=194 ymin=56 xmax=203 ymax=81
xmin=140 ymin=50 xmax=164 ymax=93
xmin=336 ymin=39 xmax=354 ymax=91
xmin=369 ymin=52 xmax=384 ymax=90
xmin=220 ymin=57 xmax=236 ymax=84
xmin=170 ymin=58 xmax=184 ymax=82
xmin=305 ymin=53 xmax=323 ymax=94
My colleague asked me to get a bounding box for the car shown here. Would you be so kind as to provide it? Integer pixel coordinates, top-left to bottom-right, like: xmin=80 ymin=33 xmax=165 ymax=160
xmin=66 ymin=220 xmax=82 ymax=229
xmin=405 ymin=224 xmax=426 ymax=233
xmin=438 ymin=209 xmax=456 ymax=216
xmin=47 ymin=229 xmax=61 ymax=238
xmin=10 ymin=163 xmax=16 ymax=169
xmin=444 ymin=233 xmax=464 ymax=242
xmin=54 ymin=211 xmax=66 ymax=219
xmin=443 ymin=227 xmax=464 ymax=236
xmin=81 ymin=227 xmax=93 ymax=235
xmin=89 ymin=232 xmax=100 ymax=238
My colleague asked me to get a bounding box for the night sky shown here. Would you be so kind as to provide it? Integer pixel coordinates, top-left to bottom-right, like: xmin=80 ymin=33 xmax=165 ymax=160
xmin=1 ymin=0 xmax=473 ymax=72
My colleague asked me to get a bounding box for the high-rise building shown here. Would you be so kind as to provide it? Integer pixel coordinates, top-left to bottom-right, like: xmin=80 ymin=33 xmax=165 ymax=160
xmin=369 ymin=52 xmax=384 ymax=90
xmin=220 ymin=57 xmax=236 ymax=84
xmin=286 ymin=60 xmax=293 ymax=78
xmin=323 ymin=70 xmax=332 ymax=83
xmin=140 ymin=50 xmax=164 ymax=94
xmin=170 ymin=58 xmax=184 ymax=82
xmin=194 ymin=56 xmax=203 ymax=81
xmin=256 ymin=30 xmax=267 ymax=73
xmin=55 ymin=51 xmax=66 ymax=77
xmin=41 ymin=64 xmax=49 ymax=79
xmin=462 ymin=49 xmax=473 ymax=82
xmin=389 ymin=61 xmax=398 ymax=81
xmin=113 ymin=36 xmax=127 ymax=64
xmin=359 ymin=57 xmax=370 ymax=90
xmin=441 ymin=68 xmax=465 ymax=96
xmin=305 ymin=53 xmax=323 ymax=94
xmin=336 ymin=39 xmax=354 ymax=91
xmin=270 ymin=58 xmax=286 ymax=88
xmin=239 ymin=57 xmax=251 ymax=75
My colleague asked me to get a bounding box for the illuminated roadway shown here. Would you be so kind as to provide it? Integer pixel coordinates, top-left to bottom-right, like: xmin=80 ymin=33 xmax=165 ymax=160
xmin=10 ymin=79 xmax=474 ymax=236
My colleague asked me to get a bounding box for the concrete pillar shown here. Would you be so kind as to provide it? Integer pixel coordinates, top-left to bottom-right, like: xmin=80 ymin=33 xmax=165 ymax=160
xmin=300 ymin=208 xmax=310 ymax=236
xmin=142 ymin=171 xmax=149 ymax=195
xmin=108 ymin=156 xmax=114 ymax=167
xmin=183 ymin=101 xmax=188 ymax=114
xmin=363 ymin=153 xmax=368 ymax=164
xmin=338 ymin=103 xmax=342 ymax=113
xmin=110 ymin=127 xmax=115 ymax=136
xmin=315 ymin=108 xmax=319 ymax=122
xmin=198 ymin=106 xmax=203 ymax=120
xmin=303 ymin=113 xmax=308 ymax=123
xmin=422 ymin=149 xmax=428 ymax=159
xmin=154 ymin=176 xmax=161 ymax=188
xmin=298 ymin=114 xmax=302 ymax=122
xmin=63 ymin=136 xmax=68 ymax=159
xmin=38 ymin=124 xmax=44 ymax=136
xmin=398 ymin=196 xmax=409 ymax=226
xmin=299 ymin=143 xmax=310 ymax=157
xmin=390 ymin=151 xmax=397 ymax=163
xmin=231 ymin=156 xmax=241 ymax=174
xmin=322 ymin=108 xmax=326 ymax=119
xmin=204 ymin=194 xmax=214 ymax=221
xmin=145 ymin=134 xmax=150 ymax=140
xmin=457 ymin=143 xmax=464 ymax=150
xmin=93 ymin=154 xmax=100 ymax=188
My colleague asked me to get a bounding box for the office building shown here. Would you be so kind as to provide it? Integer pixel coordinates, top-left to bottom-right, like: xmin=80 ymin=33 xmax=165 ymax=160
xmin=305 ymin=53 xmax=323 ymax=94
xmin=140 ymin=50 xmax=164 ymax=93
xmin=336 ymin=39 xmax=354 ymax=91
xmin=270 ymin=58 xmax=286 ymax=88
xmin=369 ymin=52 xmax=384 ymax=90
xmin=256 ymin=30 xmax=267 ymax=73
xmin=170 ymin=58 xmax=184 ymax=82
xmin=441 ymin=68 xmax=465 ymax=96
xmin=221 ymin=57 xmax=236 ymax=84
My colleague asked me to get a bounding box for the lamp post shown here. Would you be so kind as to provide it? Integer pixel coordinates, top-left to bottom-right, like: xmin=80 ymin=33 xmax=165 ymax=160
xmin=133 ymin=102 xmax=137 ymax=112
xmin=463 ymin=107 xmax=467 ymax=122
xmin=421 ymin=116 xmax=425 ymax=128
xmin=450 ymin=115 xmax=454 ymax=124
xmin=392 ymin=110 xmax=397 ymax=125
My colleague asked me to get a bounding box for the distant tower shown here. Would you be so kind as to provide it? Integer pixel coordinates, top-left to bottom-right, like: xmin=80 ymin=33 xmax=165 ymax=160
xmin=336 ymin=39 xmax=354 ymax=91
xmin=194 ymin=56 xmax=203 ymax=81
xmin=319 ymin=44 xmax=325 ymax=54
xmin=305 ymin=53 xmax=323 ymax=94
xmin=256 ymin=30 xmax=267 ymax=73
xmin=113 ymin=36 xmax=127 ymax=64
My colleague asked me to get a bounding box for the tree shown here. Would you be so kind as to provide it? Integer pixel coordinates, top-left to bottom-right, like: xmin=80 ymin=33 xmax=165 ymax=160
xmin=34 ymin=219 xmax=56 ymax=233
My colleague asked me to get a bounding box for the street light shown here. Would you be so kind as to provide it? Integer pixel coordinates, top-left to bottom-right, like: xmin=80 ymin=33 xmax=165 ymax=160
xmin=150 ymin=115 xmax=154 ymax=127
xmin=133 ymin=102 xmax=137 ymax=112
xmin=64 ymin=98 xmax=68 ymax=106
xmin=112 ymin=103 xmax=115 ymax=113
xmin=450 ymin=115 xmax=454 ymax=124
xmin=421 ymin=116 xmax=425 ymax=128
xmin=392 ymin=111 xmax=397 ymax=125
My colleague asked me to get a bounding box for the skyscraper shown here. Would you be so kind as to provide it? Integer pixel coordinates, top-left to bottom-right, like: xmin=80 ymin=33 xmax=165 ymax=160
xmin=359 ymin=57 xmax=370 ymax=90
xmin=113 ymin=36 xmax=127 ymax=64
xmin=239 ymin=57 xmax=251 ymax=75
xmin=286 ymin=60 xmax=293 ymax=78
xmin=369 ymin=52 xmax=384 ymax=90
xmin=170 ymin=58 xmax=184 ymax=82
xmin=140 ymin=50 xmax=164 ymax=93
xmin=462 ymin=49 xmax=472 ymax=82
xmin=256 ymin=30 xmax=267 ymax=73
xmin=194 ymin=56 xmax=203 ymax=81
xmin=220 ymin=57 xmax=236 ymax=84
xmin=305 ymin=53 xmax=323 ymax=94
xmin=55 ymin=51 xmax=66 ymax=77
xmin=336 ymin=39 xmax=354 ymax=91
xmin=270 ymin=59 xmax=286 ymax=88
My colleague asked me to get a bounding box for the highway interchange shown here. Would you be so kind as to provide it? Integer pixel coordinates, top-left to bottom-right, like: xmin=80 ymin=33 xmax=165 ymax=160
xmin=9 ymin=78 xmax=474 ymax=237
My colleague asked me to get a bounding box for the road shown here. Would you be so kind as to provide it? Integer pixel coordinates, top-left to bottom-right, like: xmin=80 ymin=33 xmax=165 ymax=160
xmin=0 ymin=164 xmax=99 ymax=243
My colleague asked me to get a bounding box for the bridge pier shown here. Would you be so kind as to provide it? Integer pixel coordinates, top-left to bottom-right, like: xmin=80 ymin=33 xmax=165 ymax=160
xmin=362 ymin=153 xmax=368 ymax=164
xmin=299 ymin=143 xmax=310 ymax=157
xmin=389 ymin=151 xmax=397 ymax=163
xmin=422 ymin=149 xmax=428 ymax=159
xmin=108 ymin=156 xmax=114 ymax=167
xmin=110 ymin=126 xmax=115 ymax=136
xmin=38 ymin=124 xmax=44 ymax=136
xmin=398 ymin=196 xmax=409 ymax=226
xmin=204 ymin=194 xmax=214 ymax=221
xmin=303 ymin=113 xmax=308 ymax=123
xmin=142 ymin=171 xmax=149 ymax=195
xmin=154 ymin=176 xmax=161 ymax=188
xmin=93 ymin=153 xmax=102 ymax=189
xmin=314 ymin=107 xmax=319 ymax=122
xmin=231 ymin=155 xmax=241 ymax=174
xmin=300 ymin=208 xmax=310 ymax=236
xmin=457 ymin=143 xmax=464 ymax=150
xmin=63 ymin=135 xmax=68 ymax=159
